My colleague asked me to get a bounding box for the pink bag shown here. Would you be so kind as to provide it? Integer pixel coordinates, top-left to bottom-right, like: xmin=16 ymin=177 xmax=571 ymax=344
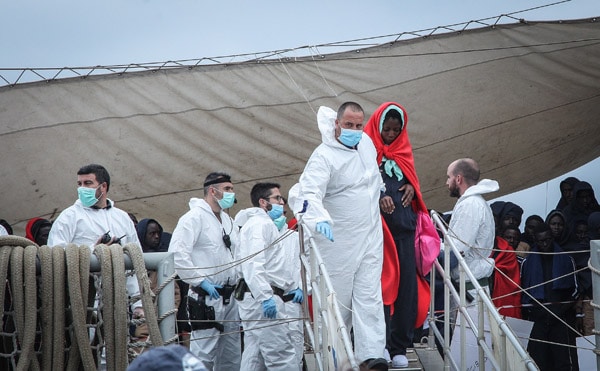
xmin=414 ymin=210 xmax=441 ymax=276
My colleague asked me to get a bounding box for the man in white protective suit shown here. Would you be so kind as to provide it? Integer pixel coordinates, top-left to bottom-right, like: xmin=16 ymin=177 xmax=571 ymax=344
xmin=298 ymin=102 xmax=389 ymax=370
xmin=169 ymin=172 xmax=241 ymax=370
xmin=234 ymin=182 xmax=304 ymax=371
xmin=48 ymin=163 xmax=144 ymax=317
xmin=444 ymin=158 xmax=498 ymax=351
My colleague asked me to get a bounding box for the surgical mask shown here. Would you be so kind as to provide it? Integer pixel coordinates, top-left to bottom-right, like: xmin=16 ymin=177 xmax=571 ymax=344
xmin=78 ymin=186 xmax=100 ymax=208
xmin=338 ymin=128 xmax=362 ymax=147
xmin=267 ymin=203 xmax=284 ymax=220
xmin=217 ymin=192 xmax=236 ymax=209
xmin=273 ymin=215 xmax=287 ymax=231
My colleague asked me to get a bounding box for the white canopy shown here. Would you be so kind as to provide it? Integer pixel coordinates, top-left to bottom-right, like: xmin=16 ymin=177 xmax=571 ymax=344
xmin=1 ymin=18 xmax=599 ymax=234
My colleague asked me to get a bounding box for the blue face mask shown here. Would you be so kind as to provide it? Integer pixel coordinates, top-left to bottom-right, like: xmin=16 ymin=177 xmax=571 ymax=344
xmin=267 ymin=203 xmax=284 ymax=220
xmin=78 ymin=186 xmax=100 ymax=208
xmin=273 ymin=215 xmax=287 ymax=231
xmin=217 ymin=192 xmax=236 ymax=209
xmin=338 ymin=128 xmax=362 ymax=147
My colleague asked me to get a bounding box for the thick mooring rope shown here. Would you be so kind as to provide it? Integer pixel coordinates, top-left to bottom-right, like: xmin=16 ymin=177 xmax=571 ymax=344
xmin=66 ymin=244 xmax=95 ymax=370
xmin=123 ymin=243 xmax=163 ymax=347
xmin=0 ymin=236 xmax=166 ymax=370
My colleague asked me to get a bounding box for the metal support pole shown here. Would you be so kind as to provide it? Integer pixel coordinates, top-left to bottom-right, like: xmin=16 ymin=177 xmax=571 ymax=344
xmin=590 ymin=240 xmax=600 ymax=371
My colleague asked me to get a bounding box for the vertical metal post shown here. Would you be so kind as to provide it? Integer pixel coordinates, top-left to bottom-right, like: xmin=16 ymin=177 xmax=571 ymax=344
xmin=428 ymin=265 xmax=436 ymax=349
xmin=459 ymin=265 xmax=466 ymax=370
xmin=478 ymin=295 xmax=485 ymax=371
xmin=590 ymin=240 xmax=600 ymax=371
xmin=444 ymin=248 xmax=451 ymax=370
xmin=155 ymin=252 xmax=176 ymax=341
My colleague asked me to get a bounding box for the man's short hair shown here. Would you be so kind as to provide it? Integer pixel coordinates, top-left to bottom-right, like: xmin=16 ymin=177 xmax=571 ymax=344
xmin=203 ymin=172 xmax=232 ymax=195
xmin=78 ymin=164 xmax=110 ymax=192
xmin=452 ymin=158 xmax=480 ymax=185
xmin=337 ymin=101 xmax=364 ymax=120
xmin=250 ymin=182 xmax=281 ymax=207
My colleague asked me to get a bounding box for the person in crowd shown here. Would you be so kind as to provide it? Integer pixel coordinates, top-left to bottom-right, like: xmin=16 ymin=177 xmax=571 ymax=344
xmin=134 ymin=218 xmax=189 ymax=348
xmin=445 ymin=158 xmax=498 ymax=332
xmin=47 ymin=163 xmax=144 ymax=317
xmin=234 ymin=182 xmax=303 ymax=370
xmin=168 ymin=172 xmax=241 ymax=370
xmin=298 ymin=102 xmax=388 ymax=370
xmin=518 ymin=214 xmax=544 ymax=261
xmin=500 ymin=224 xmax=524 ymax=265
xmin=25 ymin=217 xmax=52 ymax=246
xmin=556 ymin=177 xmax=580 ymax=211
xmin=521 ymin=223 xmax=579 ymax=370
xmin=589 ymin=212 xmax=600 ymax=241
xmin=546 ymin=210 xmax=571 ymax=248
xmin=563 ymin=218 xmax=593 ymax=336
xmin=363 ymin=101 xmax=428 ymax=368
xmin=127 ymin=344 xmax=206 ymax=371
xmin=563 ymin=181 xmax=600 ymax=230
xmin=489 ymin=202 xmax=521 ymax=318
xmin=0 ymin=219 xmax=13 ymax=235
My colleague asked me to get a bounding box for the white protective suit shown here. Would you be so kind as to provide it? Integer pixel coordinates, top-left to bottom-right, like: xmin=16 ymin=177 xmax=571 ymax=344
xmin=48 ymin=198 xmax=142 ymax=309
xmin=445 ymin=179 xmax=499 ymax=363
xmin=297 ymin=106 xmax=386 ymax=362
xmin=446 ymin=179 xmax=499 ymax=283
xmin=169 ymin=198 xmax=241 ymax=371
xmin=234 ymin=207 xmax=299 ymax=371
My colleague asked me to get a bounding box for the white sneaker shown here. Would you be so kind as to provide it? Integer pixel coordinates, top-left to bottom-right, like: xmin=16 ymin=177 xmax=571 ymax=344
xmin=392 ymin=354 xmax=408 ymax=368
xmin=384 ymin=348 xmax=391 ymax=363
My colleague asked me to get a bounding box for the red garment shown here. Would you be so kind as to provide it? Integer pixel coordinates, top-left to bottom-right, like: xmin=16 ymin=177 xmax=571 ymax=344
xmin=363 ymin=102 xmax=427 ymax=213
xmin=364 ymin=102 xmax=429 ymax=324
xmin=381 ymin=216 xmax=400 ymax=308
xmin=25 ymin=217 xmax=44 ymax=242
xmin=415 ymin=274 xmax=431 ymax=328
xmin=491 ymin=237 xmax=522 ymax=319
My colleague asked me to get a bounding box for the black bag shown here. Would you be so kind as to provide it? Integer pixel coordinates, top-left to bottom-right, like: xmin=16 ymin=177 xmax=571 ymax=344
xmin=187 ymin=296 xmax=224 ymax=332
xmin=233 ymin=278 xmax=249 ymax=301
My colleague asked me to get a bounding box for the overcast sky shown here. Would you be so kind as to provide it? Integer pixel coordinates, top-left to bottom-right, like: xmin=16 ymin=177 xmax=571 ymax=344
xmin=2 ymin=0 xmax=598 ymax=68
xmin=2 ymin=0 xmax=598 ymax=224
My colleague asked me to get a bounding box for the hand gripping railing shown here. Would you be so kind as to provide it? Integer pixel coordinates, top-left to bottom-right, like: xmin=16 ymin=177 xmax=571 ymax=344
xmin=429 ymin=210 xmax=538 ymax=371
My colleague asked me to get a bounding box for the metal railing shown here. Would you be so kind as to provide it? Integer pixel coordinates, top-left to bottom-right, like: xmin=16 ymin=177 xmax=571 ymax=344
xmin=297 ymin=219 xmax=359 ymax=370
xmin=428 ymin=210 xmax=538 ymax=371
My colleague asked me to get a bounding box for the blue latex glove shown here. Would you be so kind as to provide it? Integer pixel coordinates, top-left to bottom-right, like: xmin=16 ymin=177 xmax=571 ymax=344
xmin=290 ymin=288 xmax=304 ymax=304
xmin=200 ymin=280 xmax=223 ymax=300
xmin=262 ymin=297 xmax=277 ymax=319
xmin=316 ymin=221 xmax=334 ymax=241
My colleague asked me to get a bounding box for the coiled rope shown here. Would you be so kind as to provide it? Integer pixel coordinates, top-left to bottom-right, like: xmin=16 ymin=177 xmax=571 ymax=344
xmin=0 ymin=236 xmax=166 ymax=370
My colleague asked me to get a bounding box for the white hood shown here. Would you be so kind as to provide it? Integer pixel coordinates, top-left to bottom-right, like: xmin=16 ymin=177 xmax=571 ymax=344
xmin=234 ymin=207 xmax=265 ymax=228
xmin=461 ymin=179 xmax=500 ymax=199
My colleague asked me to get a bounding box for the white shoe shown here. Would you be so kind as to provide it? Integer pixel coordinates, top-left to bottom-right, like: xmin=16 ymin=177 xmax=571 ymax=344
xmin=384 ymin=348 xmax=391 ymax=363
xmin=392 ymin=354 xmax=408 ymax=368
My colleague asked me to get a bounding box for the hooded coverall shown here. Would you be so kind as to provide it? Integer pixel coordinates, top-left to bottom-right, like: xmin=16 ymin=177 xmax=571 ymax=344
xmin=235 ymin=207 xmax=299 ymax=371
xmin=169 ymin=198 xmax=241 ymax=371
xmin=298 ymin=106 xmax=386 ymax=362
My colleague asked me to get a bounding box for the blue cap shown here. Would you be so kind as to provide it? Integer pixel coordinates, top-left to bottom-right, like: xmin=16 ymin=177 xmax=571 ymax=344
xmin=127 ymin=345 xmax=206 ymax=371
